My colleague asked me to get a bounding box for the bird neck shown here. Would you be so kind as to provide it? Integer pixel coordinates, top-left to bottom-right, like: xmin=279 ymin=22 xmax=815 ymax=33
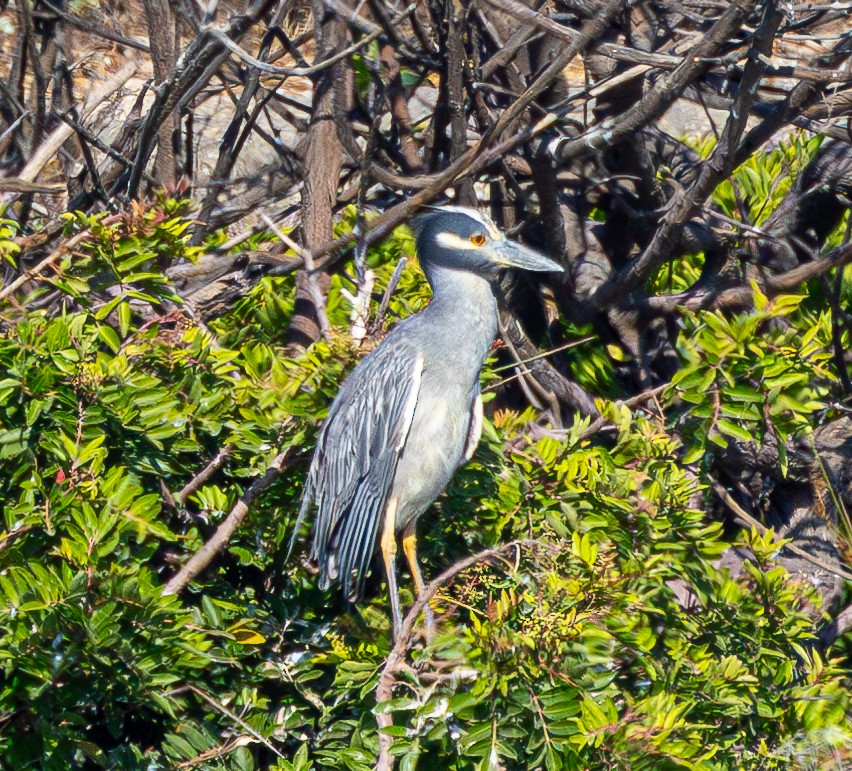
xmin=422 ymin=263 xmax=499 ymax=355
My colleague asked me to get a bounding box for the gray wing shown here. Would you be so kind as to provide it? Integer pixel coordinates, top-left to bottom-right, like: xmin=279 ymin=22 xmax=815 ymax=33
xmin=289 ymin=337 xmax=423 ymax=601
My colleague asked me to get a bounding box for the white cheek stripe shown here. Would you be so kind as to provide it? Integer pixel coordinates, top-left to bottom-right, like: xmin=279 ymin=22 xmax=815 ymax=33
xmin=435 ymin=231 xmax=483 ymax=250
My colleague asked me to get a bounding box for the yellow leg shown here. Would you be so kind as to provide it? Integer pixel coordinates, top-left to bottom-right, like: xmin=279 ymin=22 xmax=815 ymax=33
xmin=402 ymin=521 xmax=436 ymax=641
xmin=381 ymin=498 xmax=403 ymax=639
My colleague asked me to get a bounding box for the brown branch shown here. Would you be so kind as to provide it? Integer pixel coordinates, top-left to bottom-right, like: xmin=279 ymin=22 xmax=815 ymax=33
xmin=178 ymin=445 xmax=234 ymax=505
xmin=499 ymin=309 xmax=599 ymax=419
xmin=55 ymin=110 xmax=159 ymax=189
xmin=710 ymin=477 xmax=852 ymax=582
xmin=579 ymin=384 xmax=668 ymax=440
xmin=286 ymin=0 xmax=350 ymax=351
xmin=41 ymin=0 xmax=151 ymax=52
xmin=0 ymin=228 xmax=93 ymax=303
xmin=644 ymin=241 xmax=852 ymax=313
xmin=482 ymin=0 xmax=850 ymax=84
xmin=0 ymin=178 xmax=64 ymax=194
xmin=202 ymin=3 xmax=416 ymax=78
xmin=445 ymin=0 xmax=475 ymax=204
xmin=0 ymin=525 xmax=34 ymax=556
xmin=0 ymin=62 xmax=137 ymax=205
xmin=144 ymin=0 xmax=179 ymax=188
xmin=161 ymin=447 xmax=296 ymax=596
xmin=486 ymin=0 xmax=626 ymax=142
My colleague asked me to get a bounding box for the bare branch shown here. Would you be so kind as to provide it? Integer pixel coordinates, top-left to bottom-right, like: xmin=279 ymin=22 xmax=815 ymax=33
xmin=162 ymin=447 xmax=296 ymax=596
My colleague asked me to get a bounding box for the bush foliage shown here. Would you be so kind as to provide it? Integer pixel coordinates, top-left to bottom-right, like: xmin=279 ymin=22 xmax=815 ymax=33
xmin=0 ymin=143 xmax=850 ymax=769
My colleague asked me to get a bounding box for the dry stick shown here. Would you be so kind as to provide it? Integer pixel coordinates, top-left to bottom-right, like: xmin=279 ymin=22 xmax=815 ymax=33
xmin=0 ymin=61 xmax=137 ymax=203
xmin=446 ymin=0 xmax=475 ymax=204
xmin=261 ymin=213 xmax=332 ymax=341
xmin=644 ymin=240 xmax=852 ymax=313
xmin=484 ymin=0 xmax=626 ymax=143
xmin=178 ymin=445 xmax=234 ymax=505
xmin=481 ymin=0 xmax=850 ymax=84
xmin=502 ymin=384 xmax=667 ymax=443
xmin=498 ymin=314 xmax=561 ymax=424
xmin=55 ymin=111 xmax=160 ymax=189
xmin=0 ymin=178 xmax=65 ymax=194
xmin=374 ymin=540 xmax=549 ymax=771
xmin=484 ymin=336 xmax=597 ymax=387
xmin=684 ymin=81 xmax=852 ymax=144
xmin=302 ymin=0 xmax=626 ymax=274
xmin=166 ymin=685 xmax=284 ymax=759
xmin=639 ymin=36 xmax=851 ymax=315
xmin=203 ymin=3 xmax=416 ymax=77
xmin=162 ymin=447 xmax=295 ymax=596
xmin=0 ymin=229 xmax=92 ymax=302
xmin=577 ymin=384 xmax=668 ymax=440
xmin=709 ymin=477 xmax=852 ymax=583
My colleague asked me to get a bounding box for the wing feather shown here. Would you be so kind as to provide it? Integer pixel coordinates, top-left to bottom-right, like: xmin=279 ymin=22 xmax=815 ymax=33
xmin=290 ymin=337 xmax=424 ymax=600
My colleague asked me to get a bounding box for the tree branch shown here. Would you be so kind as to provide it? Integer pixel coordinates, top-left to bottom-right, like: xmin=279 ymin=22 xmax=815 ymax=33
xmin=162 ymin=447 xmax=295 ymax=596
xmin=374 ymin=539 xmax=553 ymax=771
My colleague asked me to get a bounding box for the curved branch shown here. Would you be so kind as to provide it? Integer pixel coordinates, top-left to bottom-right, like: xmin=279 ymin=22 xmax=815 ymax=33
xmin=374 ymin=539 xmax=552 ymax=771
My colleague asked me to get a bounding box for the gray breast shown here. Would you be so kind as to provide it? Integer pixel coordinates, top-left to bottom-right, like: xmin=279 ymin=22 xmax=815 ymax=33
xmin=392 ymin=369 xmax=476 ymax=529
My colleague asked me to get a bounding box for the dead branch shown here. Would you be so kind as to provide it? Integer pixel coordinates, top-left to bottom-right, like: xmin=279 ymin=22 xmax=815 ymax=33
xmin=0 ymin=62 xmax=137 ymax=206
xmin=162 ymin=447 xmax=296 ymax=596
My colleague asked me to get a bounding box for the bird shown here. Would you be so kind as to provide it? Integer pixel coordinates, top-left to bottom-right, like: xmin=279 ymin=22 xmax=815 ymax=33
xmin=289 ymin=206 xmax=563 ymax=639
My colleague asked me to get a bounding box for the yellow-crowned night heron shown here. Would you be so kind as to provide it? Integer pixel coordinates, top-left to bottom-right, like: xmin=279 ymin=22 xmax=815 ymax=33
xmin=290 ymin=206 xmax=562 ymax=638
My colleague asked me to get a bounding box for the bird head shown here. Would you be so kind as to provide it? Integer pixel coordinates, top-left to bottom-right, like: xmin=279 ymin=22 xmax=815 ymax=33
xmin=411 ymin=206 xmax=563 ymax=276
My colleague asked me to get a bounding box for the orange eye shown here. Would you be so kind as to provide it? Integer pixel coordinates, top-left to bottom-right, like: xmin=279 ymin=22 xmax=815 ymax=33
xmin=470 ymin=234 xmax=486 ymax=246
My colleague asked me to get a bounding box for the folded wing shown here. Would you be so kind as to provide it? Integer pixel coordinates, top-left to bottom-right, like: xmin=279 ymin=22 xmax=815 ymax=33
xmin=290 ymin=338 xmax=424 ymax=601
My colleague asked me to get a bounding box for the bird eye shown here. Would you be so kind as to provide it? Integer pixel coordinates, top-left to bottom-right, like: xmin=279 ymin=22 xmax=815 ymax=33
xmin=470 ymin=234 xmax=486 ymax=246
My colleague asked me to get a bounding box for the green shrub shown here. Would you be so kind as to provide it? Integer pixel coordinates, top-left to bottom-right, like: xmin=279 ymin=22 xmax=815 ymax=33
xmin=0 ymin=190 xmax=848 ymax=769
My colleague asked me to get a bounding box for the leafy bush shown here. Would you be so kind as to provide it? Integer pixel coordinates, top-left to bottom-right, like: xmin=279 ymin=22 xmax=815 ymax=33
xmin=0 ymin=189 xmax=849 ymax=770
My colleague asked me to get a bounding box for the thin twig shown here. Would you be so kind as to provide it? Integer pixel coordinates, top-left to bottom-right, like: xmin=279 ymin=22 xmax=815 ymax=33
xmin=645 ymin=241 xmax=852 ymax=313
xmin=710 ymin=477 xmax=852 ymax=582
xmin=162 ymin=447 xmax=296 ymax=596
xmin=374 ymin=539 xmax=551 ymax=771
xmin=203 ymin=3 xmax=415 ymax=77
xmin=178 ymin=445 xmax=234 ymax=505
xmin=166 ymin=685 xmax=283 ymax=759
xmin=0 ymin=229 xmax=92 ymax=303
xmin=261 ymin=213 xmax=332 ymax=341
